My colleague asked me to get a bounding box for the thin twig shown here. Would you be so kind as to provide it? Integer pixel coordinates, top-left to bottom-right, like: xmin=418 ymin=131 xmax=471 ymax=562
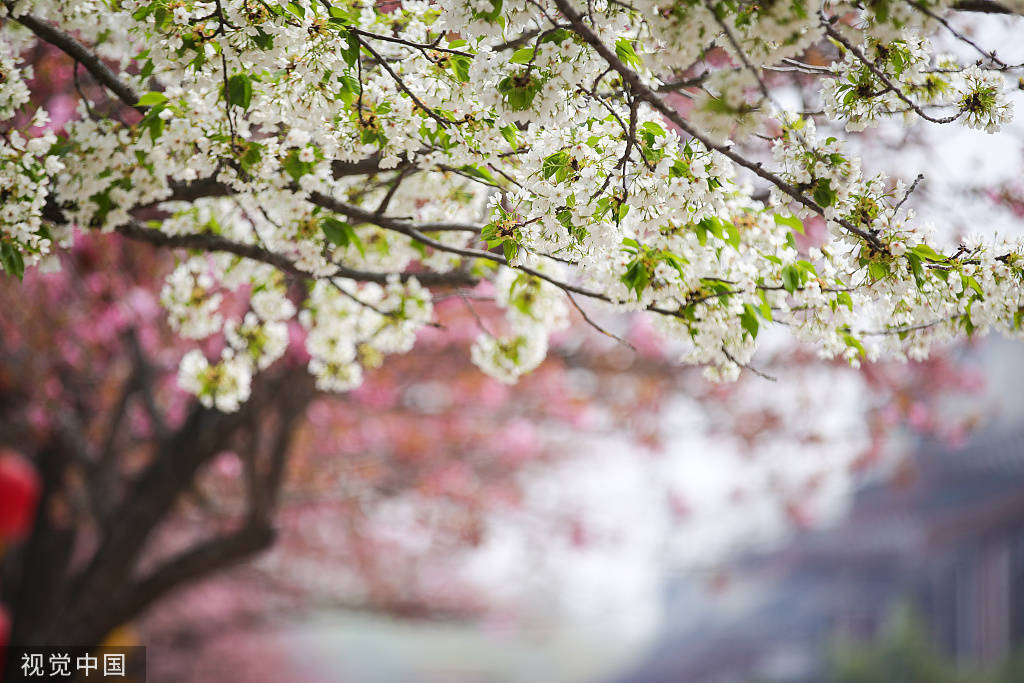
xmin=721 ymin=345 xmax=777 ymax=381
xmin=893 ymin=173 xmax=925 ymax=215
xmin=565 ymin=292 xmax=636 ymax=351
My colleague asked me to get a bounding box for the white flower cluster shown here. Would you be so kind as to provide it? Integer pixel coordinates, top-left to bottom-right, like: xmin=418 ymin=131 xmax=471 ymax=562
xmin=161 ymin=258 xmax=225 ymax=340
xmin=821 ymin=35 xmax=1013 ymax=134
xmin=822 ymin=35 xmax=935 ymax=132
xmin=0 ymin=117 xmax=64 ymax=276
xmin=471 ymin=265 xmax=569 ymax=383
xmin=958 ymin=65 xmax=1014 ymax=133
xmin=0 ymin=38 xmax=64 ymax=277
xmin=0 ymin=36 xmax=33 ymax=120
xmin=300 ymin=276 xmax=433 ymax=392
xmin=1 ymin=0 xmax=1023 ymax=407
xmin=178 ymin=348 xmax=254 ymax=413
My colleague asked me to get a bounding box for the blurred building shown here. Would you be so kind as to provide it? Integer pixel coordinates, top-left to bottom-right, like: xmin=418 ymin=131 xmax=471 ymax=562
xmin=614 ymin=428 xmax=1024 ymax=683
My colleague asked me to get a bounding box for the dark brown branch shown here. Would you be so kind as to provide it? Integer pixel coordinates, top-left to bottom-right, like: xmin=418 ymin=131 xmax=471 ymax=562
xmin=54 ymin=402 xmax=248 ymax=645
xmin=97 ymin=523 xmax=275 ymax=641
xmin=656 ymin=71 xmax=712 ymax=92
xmin=114 ymin=219 xmax=478 ymax=287
xmin=354 ymin=35 xmax=455 ymax=128
xmin=125 ymin=327 xmax=168 ymax=440
xmin=952 ymin=0 xmax=1016 ymax=13
xmin=309 ymin=191 xmax=626 ymax=303
xmin=251 ymin=376 xmax=315 ymax=518
xmin=348 ymin=26 xmax=473 ymax=57
xmin=10 ymin=9 xmax=143 ymax=111
xmin=308 ymin=191 xmax=747 ymax=320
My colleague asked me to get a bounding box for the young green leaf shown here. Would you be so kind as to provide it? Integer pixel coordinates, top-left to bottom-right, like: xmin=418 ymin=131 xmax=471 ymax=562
xmin=225 ymin=74 xmax=253 ymax=110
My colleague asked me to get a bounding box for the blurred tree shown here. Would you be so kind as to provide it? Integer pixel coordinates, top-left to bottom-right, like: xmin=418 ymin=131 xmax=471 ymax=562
xmin=829 ymin=607 xmax=965 ymax=683
xmin=828 ymin=606 xmax=1024 ymax=683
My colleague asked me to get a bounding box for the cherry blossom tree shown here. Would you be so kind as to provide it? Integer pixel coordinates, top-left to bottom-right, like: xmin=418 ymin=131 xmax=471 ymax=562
xmin=3 ymin=0 xmax=1023 ymax=397
xmin=1 ymin=0 xmax=1022 ymax=675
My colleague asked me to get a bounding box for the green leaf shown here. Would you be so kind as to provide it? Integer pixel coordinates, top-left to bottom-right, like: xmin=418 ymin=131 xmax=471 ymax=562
xmin=341 ymin=29 xmax=360 ymax=68
xmin=541 ymin=151 xmax=571 ymax=182
xmin=510 ymin=47 xmax=536 ymax=64
xmin=621 ymin=259 xmax=650 ymax=297
xmin=556 ymin=208 xmax=574 ymax=231
xmin=449 ymin=55 xmax=472 ymax=82
xmin=868 ymin=261 xmax=889 ymax=281
xmin=773 ymin=213 xmax=804 ymax=234
xmin=640 ymin=121 xmax=665 ymax=137
xmin=497 ymin=71 xmax=542 ymax=111
xmin=962 ymin=273 xmax=984 ymax=298
xmin=660 ymin=251 xmax=688 ymax=279
xmin=963 ymin=304 xmax=976 ymax=335
xmin=238 ymin=142 xmax=263 ymax=173
xmin=757 ymin=288 xmax=773 ymax=319
xmin=740 ymin=304 xmax=760 ymax=339
xmin=282 ymin=149 xmax=310 ymax=181
xmin=472 ymin=0 xmax=503 ymax=21
xmin=724 ymin=221 xmax=741 ymax=249
xmin=796 ymin=260 xmax=817 ymax=276
xmin=539 ymin=28 xmax=570 ymax=45
xmin=781 ymin=264 xmax=801 ymax=293
xmin=614 ymin=37 xmax=641 ymax=68
xmin=336 ymin=72 xmax=360 ymax=104
xmin=0 ymin=243 xmax=25 ymax=280
xmin=251 ymin=27 xmax=274 ymax=50
xmin=843 ymin=333 xmax=866 ymax=357
xmin=328 ymin=5 xmax=350 ymax=19
xmin=906 ymin=252 xmax=924 ymax=288
xmin=458 ymin=164 xmax=498 ymax=185
xmin=322 ymin=217 xmax=365 ymax=257
xmin=225 ymin=74 xmax=253 ymax=110
xmin=499 ymin=124 xmax=518 ymax=149
xmin=139 ymin=104 xmax=166 ymax=141
xmin=136 ymin=91 xmax=168 ymax=107
xmin=910 ymin=243 xmax=945 ymax=262
xmin=813 ymin=178 xmax=837 ymax=208
xmin=836 ymin=290 xmax=853 ymax=310
xmin=502 ymin=240 xmax=519 ymax=262
xmin=693 ymin=220 xmax=708 ymax=246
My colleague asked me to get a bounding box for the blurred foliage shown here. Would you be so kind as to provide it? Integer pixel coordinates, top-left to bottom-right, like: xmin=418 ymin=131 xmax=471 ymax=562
xmin=827 ymin=604 xmax=1024 ymax=683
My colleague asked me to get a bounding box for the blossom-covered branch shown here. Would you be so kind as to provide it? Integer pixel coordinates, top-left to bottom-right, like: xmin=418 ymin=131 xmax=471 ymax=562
xmin=1 ymin=0 xmax=1023 ymax=403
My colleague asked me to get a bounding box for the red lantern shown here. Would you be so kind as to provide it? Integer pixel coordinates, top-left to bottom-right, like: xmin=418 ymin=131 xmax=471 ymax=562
xmin=0 ymin=451 xmax=40 ymax=542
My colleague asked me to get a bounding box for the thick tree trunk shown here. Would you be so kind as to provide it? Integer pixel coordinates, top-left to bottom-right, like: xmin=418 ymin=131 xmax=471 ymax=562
xmin=2 ymin=370 xmax=315 ymax=681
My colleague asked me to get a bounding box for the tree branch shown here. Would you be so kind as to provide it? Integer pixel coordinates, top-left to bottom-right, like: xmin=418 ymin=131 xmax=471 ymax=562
xmin=551 ymin=0 xmax=886 ymax=251
xmin=952 ymin=0 xmax=1016 ymax=13
xmin=114 ymin=219 xmax=478 ymax=288
xmin=97 ymin=523 xmax=275 ymax=640
xmin=9 ymin=8 xmax=143 ymax=111
xmin=820 ymin=17 xmax=962 ymax=125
